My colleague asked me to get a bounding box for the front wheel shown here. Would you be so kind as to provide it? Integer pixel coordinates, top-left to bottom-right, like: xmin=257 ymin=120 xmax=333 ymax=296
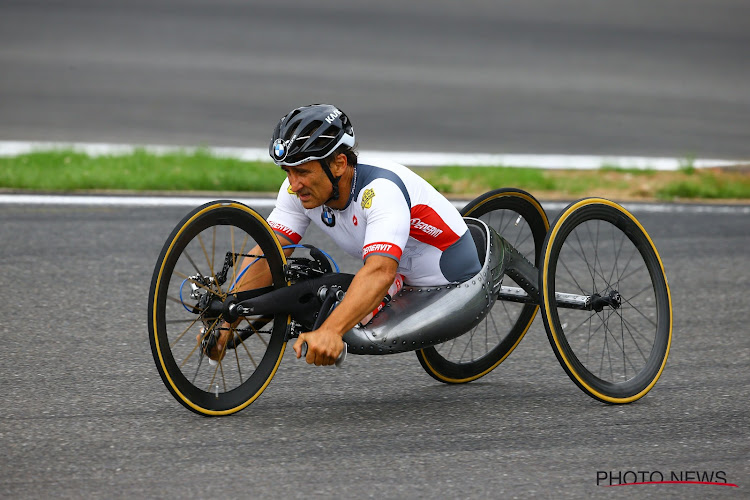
xmin=539 ymin=198 xmax=672 ymax=403
xmin=148 ymin=200 xmax=289 ymax=416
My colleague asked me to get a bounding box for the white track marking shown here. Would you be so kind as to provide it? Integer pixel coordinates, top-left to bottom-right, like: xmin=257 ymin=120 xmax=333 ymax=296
xmin=0 ymin=141 xmax=746 ymax=170
xmin=0 ymin=194 xmax=747 ymax=214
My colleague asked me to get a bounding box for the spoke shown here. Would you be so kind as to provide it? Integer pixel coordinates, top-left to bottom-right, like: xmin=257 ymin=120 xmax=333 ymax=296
xmin=599 ymin=312 xmax=642 ymax=377
xmin=612 ymin=244 xmax=640 ymax=289
xmin=561 ymin=309 xmax=600 ymax=339
xmin=606 ymin=224 xmax=626 ymax=287
xmin=231 ymin=233 xmax=251 ymax=294
xmin=198 ymin=233 xmax=222 ymax=296
xmin=169 ymin=314 xmax=204 ymax=349
xmin=211 ymin=226 xmax=216 ymax=283
xmin=488 ymin=305 xmax=504 ymax=344
xmin=602 ymin=310 xmax=615 ymax=381
xmin=621 ymin=304 xmax=627 ymax=379
xmin=616 ymin=309 xmax=657 ymax=349
xmin=605 ymin=313 xmax=647 ymax=372
xmin=165 ymin=318 xmax=205 ymax=324
xmin=230 ymin=226 xmax=236 ymax=291
xmin=622 ymin=282 xmax=655 ymax=304
xmin=180 ymin=317 xmax=220 ymax=368
xmin=494 ymin=211 xmax=512 ymax=236
xmin=574 ymin=228 xmax=597 ymax=293
xmin=232 ymin=331 xmax=244 ymax=385
xmin=557 ymin=257 xmax=589 ymax=295
xmin=498 ymin=294 xmax=519 ymax=324
xmin=616 ymin=262 xmax=649 ymax=285
xmin=457 ymin=328 xmax=475 ymax=362
xmin=183 ymin=250 xmax=204 ymax=277
xmin=166 ymin=294 xmax=205 ymax=313
xmin=620 ymin=296 xmax=658 ymax=328
xmin=589 ymin=220 xmax=602 ymax=296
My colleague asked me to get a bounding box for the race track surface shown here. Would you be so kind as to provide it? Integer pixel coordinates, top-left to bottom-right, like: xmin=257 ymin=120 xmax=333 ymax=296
xmin=1 ymin=202 xmax=748 ymax=498
xmin=1 ymin=0 xmax=749 ymax=158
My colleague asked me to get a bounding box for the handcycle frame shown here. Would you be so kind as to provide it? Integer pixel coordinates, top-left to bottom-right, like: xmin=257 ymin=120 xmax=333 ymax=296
xmin=222 ymin=218 xmax=610 ymax=357
xmin=148 ymin=188 xmax=672 ymax=415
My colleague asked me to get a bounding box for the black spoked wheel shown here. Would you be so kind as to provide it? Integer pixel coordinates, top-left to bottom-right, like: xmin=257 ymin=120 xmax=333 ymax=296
xmin=416 ymin=188 xmax=549 ymax=383
xmin=148 ymin=200 xmax=288 ymax=416
xmin=539 ymin=198 xmax=672 ymax=403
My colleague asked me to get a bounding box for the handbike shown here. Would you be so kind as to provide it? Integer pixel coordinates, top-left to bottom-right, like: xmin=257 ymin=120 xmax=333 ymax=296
xmin=148 ymin=188 xmax=672 ymax=416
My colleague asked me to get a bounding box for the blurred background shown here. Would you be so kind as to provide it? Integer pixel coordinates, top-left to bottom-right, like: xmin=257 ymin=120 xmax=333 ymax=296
xmin=1 ymin=0 xmax=748 ymax=159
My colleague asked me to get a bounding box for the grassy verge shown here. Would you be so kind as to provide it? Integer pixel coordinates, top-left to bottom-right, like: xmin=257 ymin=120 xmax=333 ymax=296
xmin=1 ymin=149 xmax=749 ymax=201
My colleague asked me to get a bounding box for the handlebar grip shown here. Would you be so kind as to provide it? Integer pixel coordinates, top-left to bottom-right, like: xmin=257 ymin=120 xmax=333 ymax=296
xmin=299 ymin=341 xmax=347 ymax=367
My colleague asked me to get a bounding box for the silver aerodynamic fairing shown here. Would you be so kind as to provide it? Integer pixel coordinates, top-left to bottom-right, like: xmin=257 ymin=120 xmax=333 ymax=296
xmin=343 ymin=217 xmax=506 ymax=354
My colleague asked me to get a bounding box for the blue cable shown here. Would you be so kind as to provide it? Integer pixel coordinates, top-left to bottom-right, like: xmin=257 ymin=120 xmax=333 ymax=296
xmin=282 ymin=244 xmax=340 ymax=273
xmin=179 ymin=245 xmax=339 ymax=311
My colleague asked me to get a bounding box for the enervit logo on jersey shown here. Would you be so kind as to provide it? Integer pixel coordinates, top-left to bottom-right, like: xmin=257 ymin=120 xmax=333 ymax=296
xmin=410 ymin=218 xmax=443 ymax=237
xmin=269 ymin=221 xmax=296 ymax=238
xmin=363 ymin=242 xmax=392 ymax=254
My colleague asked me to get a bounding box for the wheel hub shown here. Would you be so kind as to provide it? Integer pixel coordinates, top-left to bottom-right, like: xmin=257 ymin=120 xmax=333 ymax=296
xmin=590 ymin=290 xmax=621 ymax=312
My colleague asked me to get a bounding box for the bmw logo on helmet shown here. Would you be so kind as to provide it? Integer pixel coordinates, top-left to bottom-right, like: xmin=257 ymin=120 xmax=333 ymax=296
xmin=273 ymin=139 xmax=287 ymax=160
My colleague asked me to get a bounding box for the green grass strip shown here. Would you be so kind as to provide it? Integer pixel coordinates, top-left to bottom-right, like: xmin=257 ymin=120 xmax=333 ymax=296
xmin=1 ymin=149 xmax=748 ymax=200
xmin=0 ymin=149 xmax=286 ymax=192
xmin=657 ymin=170 xmax=750 ymax=200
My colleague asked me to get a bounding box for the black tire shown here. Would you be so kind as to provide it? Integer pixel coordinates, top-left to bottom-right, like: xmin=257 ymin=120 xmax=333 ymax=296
xmin=148 ymin=200 xmax=288 ymax=416
xmin=416 ymin=188 xmax=549 ymax=383
xmin=539 ymin=198 xmax=672 ymax=403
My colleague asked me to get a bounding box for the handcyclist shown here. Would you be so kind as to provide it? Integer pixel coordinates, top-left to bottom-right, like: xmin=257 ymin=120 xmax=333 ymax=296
xmin=205 ymin=104 xmax=481 ymax=366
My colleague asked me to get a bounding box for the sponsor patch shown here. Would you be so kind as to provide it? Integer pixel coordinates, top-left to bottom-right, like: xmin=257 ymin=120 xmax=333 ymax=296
xmin=321 ymin=206 xmax=336 ymax=227
xmin=268 ymin=221 xmax=301 ymax=243
xmin=361 ymin=188 xmax=375 ymax=209
xmin=273 ymin=139 xmax=287 ymax=161
xmin=287 ymin=185 xmax=297 ymax=196
xmin=362 ymin=241 xmax=402 ymax=260
xmin=410 ymin=218 xmax=444 ymax=237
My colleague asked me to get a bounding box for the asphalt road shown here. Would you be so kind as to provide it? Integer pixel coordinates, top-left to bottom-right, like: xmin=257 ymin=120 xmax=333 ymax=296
xmin=1 ymin=0 xmax=749 ymax=159
xmin=1 ymin=201 xmax=748 ymax=498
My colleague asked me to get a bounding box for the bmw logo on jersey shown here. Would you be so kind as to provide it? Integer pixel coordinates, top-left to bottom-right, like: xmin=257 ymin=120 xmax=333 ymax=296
xmin=321 ymin=206 xmax=336 ymax=227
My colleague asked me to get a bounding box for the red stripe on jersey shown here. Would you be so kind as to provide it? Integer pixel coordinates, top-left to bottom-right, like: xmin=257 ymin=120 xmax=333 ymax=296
xmin=362 ymin=241 xmax=403 ymax=261
xmin=409 ymin=204 xmax=460 ymax=250
xmin=269 ymin=221 xmax=302 ymax=244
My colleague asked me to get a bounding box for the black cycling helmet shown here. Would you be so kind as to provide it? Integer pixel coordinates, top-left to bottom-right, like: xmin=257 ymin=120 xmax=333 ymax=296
xmin=269 ymin=104 xmax=355 ymax=200
xmin=270 ymin=104 xmax=355 ymax=167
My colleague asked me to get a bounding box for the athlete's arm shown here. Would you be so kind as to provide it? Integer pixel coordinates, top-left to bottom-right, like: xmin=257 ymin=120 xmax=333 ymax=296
xmin=293 ymin=254 xmax=398 ymax=365
xmin=203 ymin=234 xmax=295 ymax=362
xmin=231 ymin=234 xmax=295 ymax=292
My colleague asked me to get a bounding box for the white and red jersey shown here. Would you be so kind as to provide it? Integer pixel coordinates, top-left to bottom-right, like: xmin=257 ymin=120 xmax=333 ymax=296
xmin=267 ymin=156 xmax=481 ymax=286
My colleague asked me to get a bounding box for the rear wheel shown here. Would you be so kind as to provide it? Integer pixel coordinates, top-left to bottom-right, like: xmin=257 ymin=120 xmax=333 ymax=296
xmin=539 ymin=198 xmax=672 ymax=403
xmin=416 ymin=188 xmax=548 ymax=383
xmin=148 ymin=200 xmax=288 ymax=416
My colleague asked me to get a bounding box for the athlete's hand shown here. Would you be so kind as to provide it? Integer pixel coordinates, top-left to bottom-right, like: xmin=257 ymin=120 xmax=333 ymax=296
xmin=294 ymin=329 xmax=344 ymax=366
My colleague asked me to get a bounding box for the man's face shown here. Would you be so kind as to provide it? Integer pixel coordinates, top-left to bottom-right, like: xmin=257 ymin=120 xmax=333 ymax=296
xmin=282 ymin=161 xmax=332 ymax=209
